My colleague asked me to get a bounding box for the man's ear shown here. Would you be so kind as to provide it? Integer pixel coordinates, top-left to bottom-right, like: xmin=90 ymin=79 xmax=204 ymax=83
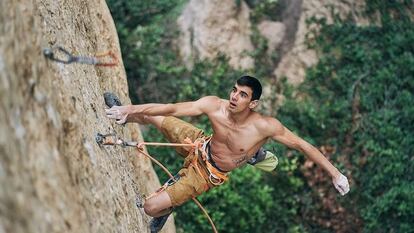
xmin=249 ymin=100 xmax=259 ymax=109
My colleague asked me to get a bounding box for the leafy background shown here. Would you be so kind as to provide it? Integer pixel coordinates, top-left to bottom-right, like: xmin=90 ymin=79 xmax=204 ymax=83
xmin=107 ymin=0 xmax=414 ymax=232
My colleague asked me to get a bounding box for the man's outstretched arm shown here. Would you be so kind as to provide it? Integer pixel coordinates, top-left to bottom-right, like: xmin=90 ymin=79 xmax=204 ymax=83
xmin=105 ymin=96 xmax=220 ymax=124
xmin=266 ymin=118 xmax=350 ymax=195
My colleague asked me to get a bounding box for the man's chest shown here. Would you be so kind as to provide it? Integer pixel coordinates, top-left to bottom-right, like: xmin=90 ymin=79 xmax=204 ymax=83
xmin=210 ymin=120 xmax=264 ymax=154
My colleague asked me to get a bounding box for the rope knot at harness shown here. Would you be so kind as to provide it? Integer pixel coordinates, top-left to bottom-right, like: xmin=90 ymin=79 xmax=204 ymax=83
xmin=183 ymin=137 xmax=205 ymax=150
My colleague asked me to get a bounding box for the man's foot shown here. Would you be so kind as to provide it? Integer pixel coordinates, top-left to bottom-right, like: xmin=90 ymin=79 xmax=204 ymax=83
xmin=150 ymin=212 xmax=171 ymax=233
xmin=103 ymin=92 xmax=122 ymax=108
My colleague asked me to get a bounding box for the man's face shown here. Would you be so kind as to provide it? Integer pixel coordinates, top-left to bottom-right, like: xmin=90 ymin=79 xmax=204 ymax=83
xmin=228 ymin=84 xmax=256 ymax=113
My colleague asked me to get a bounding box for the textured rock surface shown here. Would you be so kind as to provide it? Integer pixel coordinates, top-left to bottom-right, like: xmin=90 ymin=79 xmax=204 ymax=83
xmin=178 ymin=0 xmax=367 ymax=85
xmin=257 ymin=20 xmax=286 ymax=56
xmin=178 ymin=0 xmax=254 ymax=70
xmin=274 ymin=0 xmax=368 ymax=85
xmin=0 ymin=0 xmax=175 ymax=232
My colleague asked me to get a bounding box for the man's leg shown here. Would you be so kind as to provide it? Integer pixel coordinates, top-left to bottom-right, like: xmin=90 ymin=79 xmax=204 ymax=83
xmin=144 ymin=191 xmax=174 ymax=233
xmin=128 ymin=114 xmax=164 ymax=130
xmin=143 ymin=191 xmax=172 ymax=217
xmin=138 ymin=116 xmax=205 ymax=232
xmin=136 ymin=115 xmax=203 ymax=157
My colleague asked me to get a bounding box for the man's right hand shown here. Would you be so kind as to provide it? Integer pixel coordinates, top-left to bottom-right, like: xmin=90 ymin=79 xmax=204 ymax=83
xmin=105 ymin=105 xmax=131 ymax=124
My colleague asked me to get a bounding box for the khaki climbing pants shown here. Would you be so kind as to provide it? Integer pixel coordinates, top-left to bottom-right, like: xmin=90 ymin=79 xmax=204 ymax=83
xmin=160 ymin=117 xmax=224 ymax=207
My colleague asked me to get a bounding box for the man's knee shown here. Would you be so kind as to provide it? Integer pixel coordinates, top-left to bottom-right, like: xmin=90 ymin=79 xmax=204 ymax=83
xmin=146 ymin=115 xmax=165 ymax=130
xmin=143 ymin=199 xmax=158 ymax=217
xmin=143 ymin=191 xmax=173 ymax=217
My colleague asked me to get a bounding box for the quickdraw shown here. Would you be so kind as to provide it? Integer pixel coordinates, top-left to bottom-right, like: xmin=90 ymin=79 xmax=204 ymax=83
xmin=43 ymin=46 xmax=118 ymax=66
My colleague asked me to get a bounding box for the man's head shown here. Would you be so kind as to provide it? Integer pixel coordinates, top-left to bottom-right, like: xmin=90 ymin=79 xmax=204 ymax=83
xmin=228 ymin=76 xmax=262 ymax=113
xmin=236 ymin=76 xmax=262 ymax=100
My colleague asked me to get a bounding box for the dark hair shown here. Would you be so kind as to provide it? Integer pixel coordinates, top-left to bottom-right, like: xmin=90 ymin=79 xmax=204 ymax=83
xmin=236 ymin=75 xmax=262 ymax=100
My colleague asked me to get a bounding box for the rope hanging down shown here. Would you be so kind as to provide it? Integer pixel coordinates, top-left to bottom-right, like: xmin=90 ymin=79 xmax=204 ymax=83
xmin=96 ymin=133 xmax=218 ymax=233
xmin=43 ymin=46 xmax=118 ymax=66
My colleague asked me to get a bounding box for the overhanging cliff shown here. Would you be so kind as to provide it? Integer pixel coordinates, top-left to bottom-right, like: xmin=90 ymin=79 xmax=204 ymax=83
xmin=0 ymin=1 xmax=174 ymax=232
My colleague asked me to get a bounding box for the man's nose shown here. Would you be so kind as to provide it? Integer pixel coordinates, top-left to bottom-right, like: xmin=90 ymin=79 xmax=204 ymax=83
xmin=231 ymin=93 xmax=238 ymax=101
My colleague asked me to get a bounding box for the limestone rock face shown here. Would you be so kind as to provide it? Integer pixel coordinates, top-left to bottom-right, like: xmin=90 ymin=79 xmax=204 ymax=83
xmin=274 ymin=0 xmax=368 ymax=85
xmin=257 ymin=21 xmax=286 ymax=56
xmin=0 ymin=1 xmax=174 ymax=233
xmin=178 ymin=0 xmax=254 ymax=70
xmin=177 ymin=0 xmax=367 ymax=85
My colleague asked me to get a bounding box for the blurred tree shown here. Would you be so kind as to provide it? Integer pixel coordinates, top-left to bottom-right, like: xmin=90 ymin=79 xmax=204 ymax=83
xmin=277 ymin=0 xmax=414 ymax=232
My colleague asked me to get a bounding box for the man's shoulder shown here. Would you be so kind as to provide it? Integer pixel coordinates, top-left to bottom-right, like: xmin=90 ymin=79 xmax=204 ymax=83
xmin=198 ymin=96 xmax=224 ymax=111
xmin=200 ymin=95 xmax=222 ymax=102
xmin=199 ymin=96 xmax=224 ymax=105
xmin=251 ymin=112 xmax=276 ymax=123
xmin=252 ymin=114 xmax=282 ymax=135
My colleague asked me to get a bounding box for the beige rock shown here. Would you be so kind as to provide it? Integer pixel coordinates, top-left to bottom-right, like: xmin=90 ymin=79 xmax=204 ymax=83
xmin=274 ymin=0 xmax=368 ymax=85
xmin=0 ymin=0 xmax=174 ymax=233
xmin=258 ymin=21 xmax=286 ymax=55
xmin=178 ymin=0 xmax=254 ymax=70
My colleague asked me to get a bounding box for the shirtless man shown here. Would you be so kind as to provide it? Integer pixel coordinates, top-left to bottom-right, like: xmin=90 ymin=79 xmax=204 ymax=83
xmin=105 ymin=76 xmax=350 ymax=232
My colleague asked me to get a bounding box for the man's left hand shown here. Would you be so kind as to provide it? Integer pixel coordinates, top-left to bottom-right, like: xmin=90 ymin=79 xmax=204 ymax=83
xmin=333 ymin=173 xmax=350 ymax=196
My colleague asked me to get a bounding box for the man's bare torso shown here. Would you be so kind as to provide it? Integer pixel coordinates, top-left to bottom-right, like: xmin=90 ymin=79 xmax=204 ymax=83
xmin=206 ymin=100 xmax=270 ymax=171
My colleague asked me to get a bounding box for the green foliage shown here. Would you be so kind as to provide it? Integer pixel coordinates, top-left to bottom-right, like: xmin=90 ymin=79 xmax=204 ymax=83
xmin=250 ymin=27 xmax=279 ymax=78
xmin=245 ymin=0 xmax=282 ymax=23
xmin=278 ymin=1 xmax=414 ymax=232
xmin=107 ymin=0 xmax=187 ymax=104
xmin=363 ymin=183 xmax=414 ymax=233
xmin=106 ymin=0 xmax=177 ymax=27
xmin=178 ymin=167 xmax=275 ymax=233
xmin=176 ymin=139 xmax=318 ymax=233
xmin=173 ymin=55 xmax=246 ymax=102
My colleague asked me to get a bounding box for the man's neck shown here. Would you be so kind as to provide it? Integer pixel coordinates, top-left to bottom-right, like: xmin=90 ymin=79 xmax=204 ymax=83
xmin=228 ymin=109 xmax=252 ymax=125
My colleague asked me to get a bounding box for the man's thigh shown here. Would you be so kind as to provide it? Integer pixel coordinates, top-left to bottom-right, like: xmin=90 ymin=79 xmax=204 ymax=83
xmin=160 ymin=116 xmax=204 ymax=157
xmin=165 ymin=165 xmax=210 ymax=207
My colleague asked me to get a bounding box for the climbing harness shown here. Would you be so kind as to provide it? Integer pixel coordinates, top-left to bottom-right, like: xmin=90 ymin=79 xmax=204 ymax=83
xmin=96 ymin=133 xmax=219 ymax=233
xmin=43 ymin=46 xmax=118 ymax=66
xmin=183 ymin=137 xmax=228 ymax=186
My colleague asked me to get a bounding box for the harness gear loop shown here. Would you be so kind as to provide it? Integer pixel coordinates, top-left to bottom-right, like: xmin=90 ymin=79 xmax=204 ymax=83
xmin=43 ymin=46 xmax=118 ymax=66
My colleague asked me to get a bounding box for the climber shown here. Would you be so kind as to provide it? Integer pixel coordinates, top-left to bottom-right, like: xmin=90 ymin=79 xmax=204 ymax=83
xmin=105 ymin=75 xmax=350 ymax=233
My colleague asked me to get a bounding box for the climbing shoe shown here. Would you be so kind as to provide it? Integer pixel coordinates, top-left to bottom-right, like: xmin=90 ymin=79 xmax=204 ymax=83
xmin=103 ymin=92 xmax=122 ymax=108
xmin=150 ymin=212 xmax=171 ymax=233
